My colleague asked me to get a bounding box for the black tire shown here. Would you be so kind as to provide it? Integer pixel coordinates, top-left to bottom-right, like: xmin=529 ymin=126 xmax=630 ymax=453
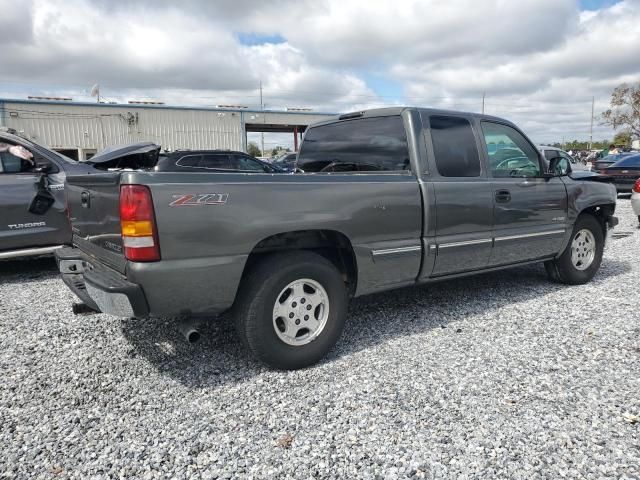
xmin=233 ymin=251 xmax=348 ymax=370
xmin=544 ymin=214 xmax=604 ymax=285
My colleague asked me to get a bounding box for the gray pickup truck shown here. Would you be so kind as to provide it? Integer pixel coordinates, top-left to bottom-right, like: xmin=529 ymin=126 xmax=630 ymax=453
xmin=56 ymin=107 xmax=618 ymax=369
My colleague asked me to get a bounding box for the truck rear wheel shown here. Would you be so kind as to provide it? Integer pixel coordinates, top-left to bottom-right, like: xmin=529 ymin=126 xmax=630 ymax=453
xmin=544 ymin=214 xmax=604 ymax=285
xmin=234 ymin=251 xmax=348 ymax=370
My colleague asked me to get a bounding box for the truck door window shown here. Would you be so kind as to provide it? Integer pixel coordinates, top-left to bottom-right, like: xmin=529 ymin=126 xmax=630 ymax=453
xmin=429 ymin=116 xmax=481 ymax=177
xmin=297 ymin=116 xmax=410 ymax=173
xmin=481 ymin=122 xmax=542 ymax=178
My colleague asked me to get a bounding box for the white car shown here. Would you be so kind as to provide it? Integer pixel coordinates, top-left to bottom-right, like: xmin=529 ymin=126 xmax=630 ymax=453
xmin=631 ymin=178 xmax=640 ymax=224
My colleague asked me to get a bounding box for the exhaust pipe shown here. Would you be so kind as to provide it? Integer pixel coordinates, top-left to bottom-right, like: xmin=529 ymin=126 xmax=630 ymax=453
xmin=177 ymin=318 xmax=201 ymax=344
xmin=72 ymin=302 xmax=99 ymax=315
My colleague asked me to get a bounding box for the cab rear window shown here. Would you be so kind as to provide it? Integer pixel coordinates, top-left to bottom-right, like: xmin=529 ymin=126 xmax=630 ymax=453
xmin=297 ymin=116 xmax=410 ymax=173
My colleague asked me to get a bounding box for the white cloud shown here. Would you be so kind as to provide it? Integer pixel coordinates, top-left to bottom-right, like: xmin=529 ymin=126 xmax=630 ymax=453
xmin=1 ymin=0 xmax=639 ymax=144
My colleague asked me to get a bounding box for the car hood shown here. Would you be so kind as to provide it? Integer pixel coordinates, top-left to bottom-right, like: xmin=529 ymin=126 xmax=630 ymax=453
xmin=84 ymin=142 xmax=161 ymax=170
xmin=569 ymin=170 xmax=615 ymax=183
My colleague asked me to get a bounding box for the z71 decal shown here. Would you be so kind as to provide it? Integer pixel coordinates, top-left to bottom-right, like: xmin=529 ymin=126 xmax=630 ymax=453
xmin=169 ymin=193 xmax=229 ymax=207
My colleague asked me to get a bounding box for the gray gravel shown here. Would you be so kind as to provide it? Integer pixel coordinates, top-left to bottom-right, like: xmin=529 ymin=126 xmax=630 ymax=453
xmin=1 ymin=199 xmax=639 ymax=479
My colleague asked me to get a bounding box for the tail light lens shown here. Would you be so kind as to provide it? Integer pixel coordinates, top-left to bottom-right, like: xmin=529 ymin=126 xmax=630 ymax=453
xmin=119 ymin=185 xmax=160 ymax=261
xmin=633 ymin=178 xmax=640 ymax=193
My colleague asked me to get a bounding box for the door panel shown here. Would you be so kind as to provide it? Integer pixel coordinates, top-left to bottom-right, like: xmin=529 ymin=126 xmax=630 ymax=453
xmin=422 ymin=114 xmax=494 ymax=277
xmin=431 ymin=181 xmax=494 ymax=275
xmin=479 ymin=121 xmax=568 ymax=266
xmin=0 ymin=172 xmax=68 ymax=251
xmin=489 ymin=177 xmax=567 ymax=265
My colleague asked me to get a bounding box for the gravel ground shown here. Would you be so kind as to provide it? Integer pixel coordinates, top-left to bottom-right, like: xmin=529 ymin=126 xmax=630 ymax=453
xmin=1 ymin=199 xmax=639 ymax=480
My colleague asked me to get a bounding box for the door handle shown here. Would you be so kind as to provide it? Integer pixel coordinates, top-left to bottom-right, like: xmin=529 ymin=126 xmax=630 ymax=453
xmin=495 ymin=189 xmax=511 ymax=203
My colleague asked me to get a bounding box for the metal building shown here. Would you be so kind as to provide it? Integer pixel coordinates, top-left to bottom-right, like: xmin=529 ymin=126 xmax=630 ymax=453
xmin=0 ymin=98 xmax=335 ymax=160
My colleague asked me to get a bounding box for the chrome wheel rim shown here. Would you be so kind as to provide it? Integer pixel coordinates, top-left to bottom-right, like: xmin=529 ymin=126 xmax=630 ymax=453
xmin=272 ymin=278 xmax=329 ymax=346
xmin=571 ymin=229 xmax=596 ymax=271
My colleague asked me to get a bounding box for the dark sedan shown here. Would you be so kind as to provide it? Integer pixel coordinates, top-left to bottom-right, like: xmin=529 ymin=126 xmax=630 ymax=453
xmin=592 ymin=152 xmax=634 ymax=172
xmin=599 ymin=154 xmax=640 ymax=193
xmin=86 ymin=143 xmax=283 ymax=174
xmin=156 ymin=149 xmax=283 ymax=173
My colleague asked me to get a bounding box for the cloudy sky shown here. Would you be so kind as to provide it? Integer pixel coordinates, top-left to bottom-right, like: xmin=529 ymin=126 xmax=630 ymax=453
xmin=1 ymin=0 xmax=639 ymax=148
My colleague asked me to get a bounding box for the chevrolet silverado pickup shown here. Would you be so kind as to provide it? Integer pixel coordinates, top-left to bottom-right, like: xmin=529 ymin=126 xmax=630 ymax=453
xmin=56 ymin=107 xmax=619 ymax=370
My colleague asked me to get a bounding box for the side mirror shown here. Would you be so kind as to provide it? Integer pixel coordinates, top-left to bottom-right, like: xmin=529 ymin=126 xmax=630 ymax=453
xmin=548 ymin=156 xmax=571 ymax=177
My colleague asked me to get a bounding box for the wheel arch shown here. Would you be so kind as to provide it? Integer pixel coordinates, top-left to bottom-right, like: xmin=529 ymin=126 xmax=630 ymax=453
xmin=241 ymin=229 xmax=358 ymax=296
xmin=577 ymin=203 xmax=616 ymax=236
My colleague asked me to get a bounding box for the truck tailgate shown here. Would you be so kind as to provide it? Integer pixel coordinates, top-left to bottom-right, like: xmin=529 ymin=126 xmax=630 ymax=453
xmin=65 ymin=172 xmax=127 ymax=273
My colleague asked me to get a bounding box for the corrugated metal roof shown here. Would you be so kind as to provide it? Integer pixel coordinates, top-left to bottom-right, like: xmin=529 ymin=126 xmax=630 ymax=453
xmin=0 ymin=98 xmax=336 ymax=152
xmin=0 ymin=97 xmax=337 ymax=116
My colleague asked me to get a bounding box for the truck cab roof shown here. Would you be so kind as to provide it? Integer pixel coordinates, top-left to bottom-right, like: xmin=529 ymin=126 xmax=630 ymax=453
xmin=312 ymin=106 xmax=517 ymax=129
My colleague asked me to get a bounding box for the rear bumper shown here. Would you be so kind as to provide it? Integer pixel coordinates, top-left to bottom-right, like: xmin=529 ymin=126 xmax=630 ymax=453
xmin=55 ymin=247 xmax=149 ymax=318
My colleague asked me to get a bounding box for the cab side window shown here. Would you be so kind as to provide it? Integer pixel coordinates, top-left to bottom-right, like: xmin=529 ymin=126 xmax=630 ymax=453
xmin=481 ymin=122 xmax=542 ymax=178
xmin=429 ymin=116 xmax=481 ymax=177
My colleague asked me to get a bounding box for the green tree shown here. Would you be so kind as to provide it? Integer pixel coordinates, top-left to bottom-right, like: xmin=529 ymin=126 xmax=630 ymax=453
xmin=601 ymin=82 xmax=640 ymax=140
xmin=247 ymin=142 xmax=261 ymax=157
xmin=613 ymin=130 xmax=631 ymax=147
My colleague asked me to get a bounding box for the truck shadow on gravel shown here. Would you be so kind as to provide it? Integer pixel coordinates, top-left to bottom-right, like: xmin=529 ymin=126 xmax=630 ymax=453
xmin=0 ymin=257 xmax=58 ymax=285
xmin=119 ymin=258 xmax=631 ymax=388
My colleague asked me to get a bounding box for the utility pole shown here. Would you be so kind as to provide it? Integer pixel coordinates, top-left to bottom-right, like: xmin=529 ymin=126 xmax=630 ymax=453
xmin=589 ymin=96 xmax=595 ymax=150
xmin=482 ymin=92 xmax=485 ymax=114
xmin=260 ymin=80 xmax=265 ymax=157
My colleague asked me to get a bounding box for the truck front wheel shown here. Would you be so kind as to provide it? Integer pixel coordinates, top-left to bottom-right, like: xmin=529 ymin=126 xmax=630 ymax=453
xmin=544 ymin=214 xmax=604 ymax=285
xmin=234 ymin=251 xmax=348 ymax=370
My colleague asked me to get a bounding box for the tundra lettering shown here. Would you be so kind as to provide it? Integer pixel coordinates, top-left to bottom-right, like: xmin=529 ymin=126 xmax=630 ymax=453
xmin=8 ymin=222 xmax=46 ymax=230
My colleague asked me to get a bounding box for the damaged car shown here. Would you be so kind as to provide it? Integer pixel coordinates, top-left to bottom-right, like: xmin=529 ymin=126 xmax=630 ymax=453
xmin=0 ymin=128 xmax=96 ymax=260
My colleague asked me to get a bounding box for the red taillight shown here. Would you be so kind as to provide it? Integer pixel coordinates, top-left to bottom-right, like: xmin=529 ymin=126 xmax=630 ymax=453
xmin=633 ymin=178 xmax=640 ymax=193
xmin=119 ymin=185 xmax=160 ymax=262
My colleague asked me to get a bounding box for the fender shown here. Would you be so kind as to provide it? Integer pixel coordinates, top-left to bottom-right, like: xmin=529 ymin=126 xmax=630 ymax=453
xmin=557 ymin=178 xmax=617 ymax=255
xmin=563 ymin=177 xmax=616 ymax=222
